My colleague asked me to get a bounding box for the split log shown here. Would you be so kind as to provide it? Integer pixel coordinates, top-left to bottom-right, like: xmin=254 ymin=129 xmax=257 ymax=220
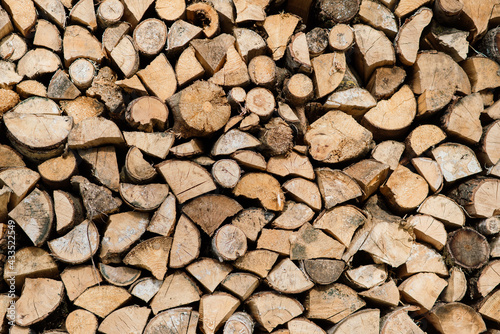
xmin=1 ymin=0 xmax=37 ymax=37
xmin=170 ymin=139 xmax=204 ymax=157
xmin=346 ymin=264 xmax=387 ymax=289
xmin=312 ymin=52 xmax=346 ymax=98
xmin=18 ymin=48 xmax=62 ymax=79
xmin=125 ymin=96 xmax=168 ymax=132
xmin=0 ymin=60 xmax=22 ymax=88
xmin=186 ymin=2 xmax=219 ymax=39
xmin=358 ymin=0 xmax=397 ymax=38
xmin=149 ymin=271 xmax=201 ymax=314
xmin=441 ymin=266 xmax=467 ymax=302
xmin=442 ymin=93 xmax=483 ymax=144
xmin=65 ymin=309 xmax=98 ymax=334
xmin=163 ymin=213 xmax=197 ymax=267
xmin=449 ymin=178 xmax=500 ymax=218
xmin=123 ymin=236 xmax=172 ymax=279
xmin=175 ymin=46 xmax=205 ymax=87
xmin=405 ymin=124 xmax=446 ymax=157
xmin=166 ymin=20 xmax=202 ymax=56
xmin=231 ymin=208 xmax=274 ymax=242
xmin=98 ymin=263 xmax=140 ymax=287
xmin=425 ymin=22 xmax=469 ymax=62
xmin=477 ymin=216 xmax=500 ymax=236
xmin=102 ymin=22 xmax=130 ymax=54
xmin=68 ymin=116 xmax=123 ymax=149
xmin=98 ymin=306 xmax=150 ymax=334
xmin=359 ymin=280 xmax=400 ymax=307
xmin=248 ymin=56 xmax=276 ymax=89
xmin=0 ymin=167 xmax=39 ymax=208
xmin=123 ymin=131 xmax=175 ymax=159
xmin=60 ymin=265 xmax=103 ymax=301
xmin=69 ymin=0 xmax=97 ymax=31
xmin=33 ymin=20 xmax=61 ymax=53
xmin=73 ymin=285 xmax=132 ymax=318
xmin=16 ymin=80 xmax=47 ymax=98
xmin=144 ymin=307 xmax=198 ymax=334
xmin=247 ymin=292 xmax=303 ymax=332
xmin=63 ymin=25 xmax=105 ymax=66
xmin=379 ymin=306 xmax=422 ymax=334
xmin=124 ymin=146 xmax=156 ymax=183
xmin=479 ymin=121 xmax=500 ymax=167
xmin=0 ymin=7 xmax=13 ymax=40
xmin=231 ymin=150 xmax=267 ymax=171
xmin=286 ymin=32 xmax=312 ymax=73
xmin=120 ymin=183 xmax=169 ymax=211
xmin=212 ymin=130 xmax=260 ymax=156
xmin=199 ymin=292 xmax=240 ymax=334
xmin=408 ymin=214 xmax=447 ymax=251
xmin=395 ymin=8 xmax=433 ymax=66
xmin=324 ymin=88 xmax=376 ymax=119
xmin=233 ymin=28 xmax=266 ymax=64
xmin=97 ymin=0 xmax=124 ymax=27
xmin=209 ymin=45 xmax=250 ymax=88
xmin=234 ymin=249 xmax=278 ymax=278
xmin=79 ymin=146 xmax=120 ymax=191
xmin=48 ymin=220 xmax=99 ymax=263
xmin=426 ymin=303 xmax=486 ymax=334
xmin=306 ymin=27 xmax=329 ymax=57
xmin=478 ymin=289 xmax=500 ymax=323
xmin=233 ymin=0 xmax=268 ymax=23
xmin=110 ymin=35 xmax=139 ymax=78
xmin=121 ymin=0 xmax=154 ymax=26
xmin=290 ymin=223 xmax=345 ymax=260
xmin=115 ymin=75 xmax=148 ymax=95
xmin=315 ymin=168 xmax=362 ymax=209
xmin=399 ymin=273 xmax=448 ymax=310
xmin=86 ymin=67 xmax=125 ymax=115
xmin=477 ymin=260 xmax=500 ymax=297
xmin=129 ymin=277 xmax=162 ymax=303
xmin=431 ymin=143 xmax=482 ymax=183
xmin=137 ymin=54 xmax=177 ymax=101
xmin=398 ymin=243 xmax=448 ymax=278
xmin=133 ymin=18 xmax=167 ymax=56
xmin=186 ymin=258 xmax=232 ymax=292
xmin=155 ymin=0 xmax=185 ymax=21
xmin=71 ymin=176 xmax=122 ymax=221
xmin=257 ymin=228 xmax=293 ymax=255
xmin=446 ymin=227 xmax=490 ymax=270
xmin=233 ymin=173 xmax=284 ymax=211
xmin=314 ymin=0 xmax=360 ymax=26
xmin=263 ymin=13 xmax=300 ymax=60
xmin=224 ymin=312 xmax=254 ymax=334
xmin=271 ymin=201 xmax=313 ymax=231
xmin=221 ymin=273 xmax=260 ymax=300
xmin=306 ymin=284 xmax=365 ymax=323
xmin=417 ymin=195 xmax=465 ymax=228
xmin=190 ymin=34 xmax=234 ymax=76
xmin=411 ymin=157 xmax=443 ymax=193
xmin=60 ymin=97 xmax=103 ymax=125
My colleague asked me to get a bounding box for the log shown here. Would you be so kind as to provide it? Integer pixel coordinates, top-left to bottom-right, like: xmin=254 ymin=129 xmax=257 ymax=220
xmin=426 ymin=303 xmax=486 ymax=334
xmin=224 ymin=312 xmax=254 ymax=334
xmin=477 ymin=216 xmax=500 ymax=236
xmin=221 ymin=273 xmax=260 ymax=300
xmin=379 ymin=306 xmax=422 ymax=334
xmin=125 ymin=96 xmax=168 ymax=132
xmin=212 ymin=159 xmax=241 ymax=188
xmin=263 ymin=13 xmax=300 ymax=60
xmin=133 ymin=18 xmax=167 ymax=56
xmin=18 ymin=48 xmax=62 ymax=79
xmin=73 ymin=285 xmax=132 ymax=318
xmin=98 ymin=306 xmax=150 ymax=334
xmin=48 ymin=220 xmax=98 ymax=263
xmin=60 ymin=265 xmax=102 ymax=301
xmin=123 ymin=236 xmax=172 ymax=279
xmin=1 ymin=0 xmax=37 ymax=37
xmin=63 ymin=25 xmax=105 ymax=66
xmin=16 ymin=80 xmax=47 ymax=98
xmin=129 ymin=277 xmax=162 ymax=303
xmin=186 ymin=257 xmax=232 ymax=292
xmin=33 ymin=20 xmax=61 ymax=53
xmin=69 ymin=0 xmax=97 ymax=31
xmin=306 ymin=27 xmax=329 ymax=57
xmin=123 ymin=131 xmax=175 ymax=159
xmin=144 ymin=307 xmax=198 ymax=334
xmin=408 ymin=214 xmax=447 ymax=251
xmin=98 ymin=263 xmax=140 ymax=287
xmin=441 ymin=266 xmax=467 ymax=303
xmin=395 ymin=8 xmax=433 ymax=66
xmin=102 ymin=22 xmax=130 ymax=54
xmin=477 ymin=260 xmax=500 ymax=297
xmin=248 ymin=55 xmax=276 ymax=88
xmin=358 ymin=0 xmax=397 ymax=38
xmin=446 ymin=227 xmax=490 ymax=270
xmin=110 ymin=35 xmax=139 ymax=78
xmin=175 ymin=46 xmax=205 ymax=87
xmin=285 ymin=74 xmax=314 ymax=106
xmin=186 ymin=2 xmax=219 ymax=39
xmin=359 ymin=280 xmax=400 ymax=307
xmin=233 ymin=0 xmax=268 ymax=23
xmin=97 ymin=0 xmax=124 ymax=28
xmin=233 ymin=28 xmax=266 ymax=64
xmin=0 ymin=167 xmax=39 ymax=208
xmin=399 ymin=273 xmax=448 ymax=310
xmin=424 ymin=22 xmax=469 ymax=62
xmin=431 ymin=143 xmax=482 ymax=183
xmin=405 ymin=124 xmax=446 ymax=157
xmin=85 ymin=67 xmax=124 ymax=115
xmin=245 ymin=87 xmax=275 ymax=120
xmin=65 ymin=309 xmax=98 ymax=334
xmin=233 ymin=249 xmax=278 ymax=278
xmin=314 ymin=0 xmax=360 ymax=26
xmin=306 ymin=284 xmax=365 ymax=323
xmin=286 ymin=32 xmax=312 ymax=73
xmin=155 ymin=0 xmax=185 ymax=21
xmin=149 ymin=271 xmax=201 ymax=314
xmin=257 ymin=228 xmax=293 ymax=255
xmin=312 ymin=52 xmax=346 ymax=98
xmin=479 ymin=120 xmax=500 ymax=167
xmin=137 ymin=53 xmax=177 ymax=101
xmin=478 ymin=289 xmax=500 ymax=323
xmin=166 ymin=20 xmax=202 ymax=56
xmin=247 ymin=292 xmax=303 ymax=332
xmin=212 ymin=224 xmax=247 ymax=261
xmin=231 ymin=150 xmax=267 ymax=171
xmin=209 ymin=45 xmax=250 ymax=88
xmin=449 ymin=178 xmax=500 ymax=218
xmin=199 ymin=292 xmax=239 ymax=334
xmin=68 ymin=116 xmax=123 ymax=149
xmin=68 ymin=58 xmax=95 ymax=90
xmin=442 ymin=93 xmax=483 ymax=144
xmin=124 ymin=146 xmax=157 ymax=183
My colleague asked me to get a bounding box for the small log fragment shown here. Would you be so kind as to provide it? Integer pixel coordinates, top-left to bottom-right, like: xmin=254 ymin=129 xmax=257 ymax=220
xmin=98 ymin=306 xmax=150 ymax=334
xmin=63 ymin=26 xmax=105 ymax=66
xmin=97 ymin=0 xmax=124 ymax=27
xmin=123 ymin=131 xmax=174 ymax=159
xmin=380 ymin=164 xmax=428 ymax=213
xmin=190 ymin=33 xmax=234 ymax=76
xmin=247 ymin=292 xmax=303 ymax=332
xmin=102 ymin=22 xmax=130 ymax=54
xmin=125 ymin=96 xmax=168 ymax=132
xmin=68 ymin=59 xmax=95 ymax=90
xmin=358 ymin=0 xmax=397 ymax=38
xmin=170 ymin=139 xmax=203 ymax=157
xmin=166 ymin=20 xmax=203 ymax=56
xmin=283 ymin=178 xmax=322 ymax=211
xmin=74 ymin=285 xmax=132 ymax=318
xmin=69 ymin=0 xmax=97 ymax=30
xmin=286 ymin=32 xmax=312 ymax=73
xmin=16 ymin=80 xmax=46 ymax=98
xmin=442 ymin=93 xmax=483 ymax=144
xmin=9 ymin=188 xmax=53 ymax=246
xmin=426 ymin=303 xmax=486 ymax=334
xmin=186 ymin=2 xmax=219 ymax=39
xmin=233 ymin=0 xmax=268 ymax=23
xmin=212 ymin=224 xmax=247 ymax=261
xmin=157 ymin=160 xmax=216 ymax=204
xmin=66 ymin=309 xmax=98 ymax=334
xmin=431 ymin=143 xmax=482 ymax=183
xmin=353 ymin=24 xmax=395 ymax=81
xmin=212 ymin=159 xmax=241 ymax=189
xmin=395 ymin=8 xmax=433 ymax=66
xmin=187 ymin=257 xmax=232 ymax=292
xmin=447 ymin=227 xmax=490 ymax=270
xmin=209 ymin=45 xmax=250 ymax=88
xmin=115 ymin=75 xmax=147 ymax=95
xmin=290 ymin=223 xmax=345 ymax=260
xmin=224 ymin=312 xmax=254 ymax=334
xmin=359 ymin=280 xmax=400 ymax=307
xmin=99 ymin=212 xmax=148 ymax=263
xmin=232 ymin=208 xmax=274 ymax=242
xmin=234 ymin=250 xmax=278 ymax=278
xmin=324 ymin=88 xmax=376 ymax=119
xmin=257 ymin=228 xmax=293 ymax=255
xmin=441 ymin=266 xmax=467 ymax=302
xmin=144 ymin=307 xmax=198 ymax=334
xmin=343 ymin=159 xmax=389 ymax=200
xmin=98 ymin=263 xmax=140 ymax=287
xmin=33 ymin=20 xmax=61 ymax=52
xmin=167 ymin=214 xmax=199 ymax=268
xmin=398 ymin=243 xmax=448 ymax=278
xmin=0 ymin=61 xmax=22 ymax=89
xmin=449 ymin=178 xmax=500 ymax=218
xmin=461 ymin=56 xmax=500 ymax=93
xmin=315 ymin=168 xmax=362 ymax=209
xmin=200 ymin=292 xmax=240 ymax=334
xmin=306 ymin=283 xmax=365 ymax=323
xmin=313 ymin=205 xmax=367 ymax=247
xmin=15 ymin=278 xmax=64 ymax=327
xmin=78 ymin=146 xmax=120 ymax=191
xmin=311 ymin=52 xmax=346 ymax=98
xmin=123 ymin=236 xmax=172 ymax=279
xmin=399 ymin=273 xmax=448 ymax=310
xmin=425 ymin=22 xmax=469 ymax=62
xmin=124 ymin=146 xmax=156 ymax=183
xmin=366 ymin=66 xmax=406 ymax=101
xmin=221 ymin=273 xmax=260 ymax=300
xmin=60 ymin=265 xmax=102 ymax=301
xmin=150 ymin=271 xmax=201 ymax=314
xmin=0 ymin=167 xmax=39 ymax=207
xmin=1 ymin=0 xmax=37 ymax=37
xmin=478 ymin=216 xmax=500 ymax=236
xmin=48 ymin=220 xmax=99 ymax=264
xmin=129 ymin=277 xmax=162 ymax=303
xmin=0 ymin=7 xmax=13 ymax=40
xmin=411 ymin=157 xmax=443 ymax=193
xmin=408 ymin=214 xmax=447 ymax=251
xmin=231 ymin=150 xmax=266 ymax=171
xmin=305 ymin=110 xmax=373 ymax=164
xmin=68 ymin=116 xmax=123 ymax=149
xmin=478 ymin=289 xmax=500 ymax=323
xmin=405 ymin=124 xmax=446 ymax=157
xmin=155 ymin=0 xmax=185 ymax=21
xmin=133 ymin=18 xmax=166 ymax=56
xmin=175 ymin=46 xmax=205 ymax=87
xmin=212 ymin=130 xmax=260 ymax=156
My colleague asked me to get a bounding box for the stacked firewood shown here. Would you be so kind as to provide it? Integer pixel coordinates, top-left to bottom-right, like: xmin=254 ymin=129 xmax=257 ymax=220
xmin=0 ymin=0 xmax=500 ymax=332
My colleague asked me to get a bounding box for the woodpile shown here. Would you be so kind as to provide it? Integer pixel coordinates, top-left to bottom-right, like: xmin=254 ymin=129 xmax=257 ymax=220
xmin=1 ymin=0 xmax=500 ymax=333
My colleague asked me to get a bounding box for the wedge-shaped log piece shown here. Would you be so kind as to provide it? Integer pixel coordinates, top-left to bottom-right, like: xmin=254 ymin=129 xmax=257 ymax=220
xmin=360 ymin=220 xmax=414 ymax=267
xmin=480 ymin=120 xmax=500 ymax=167
xmin=212 ymin=159 xmax=241 ymax=189
xmin=407 ymin=214 xmax=447 ymax=250
xmin=478 ymin=289 xmax=500 ymax=323
xmin=123 ymin=131 xmax=174 ymax=159
xmin=71 ymin=176 xmax=122 ymax=221
xmin=346 ymin=264 xmax=387 ymax=289
xmin=15 ymin=278 xmax=64 ymax=327
xmin=405 ymin=124 xmax=446 ymax=157
xmin=186 ymin=2 xmax=219 ymax=38
xmin=417 ymin=195 xmax=465 ymax=227
xmin=462 ymin=56 xmax=500 ymax=92
xmin=99 ymin=306 xmax=150 ymax=334
xmin=120 ymin=183 xmax=169 ymax=212
xmin=33 ymin=0 xmax=66 ymax=28
xmin=266 ymin=258 xmax=313 ymax=294
xmin=362 ymin=85 xmax=416 ymax=139
xmin=450 ymin=178 xmax=500 ymax=218
xmin=0 ymin=167 xmax=39 ymax=208
xmin=233 ymin=0 xmax=269 ymax=23
xmin=63 ymin=25 xmax=105 ymax=66
xmin=157 ymin=160 xmax=216 ymax=204
xmin=0 ymin=61 xmax=22 ymax=89
xmin=125 ymin=96 xmax=167 ymax=132
xmin=190 ymin=34 xmax=235 ymax=76
xmin=122 ymin=0 xmax=154 ymax=26
xmin=2 ymin=0 xmax=36 ymax=37
xmin=477 ymin=260 xmax=500 ymax=297
xmin=324 ymin=88 xmax=376 ymax=119
xmin=257 ymin=228 xmax=293 ymax=255
xmin=147 ymin=194 xmax=176 ymax=237
xmin=263 ymin=13 xmax=300 ymax=60
xmin=0 ymin=6 xmax=13 ymax=40
xmin=224 ymin=312 xmax=254 ymax=334
xmin=129 ymin=277 xmax=162 ymax=303
xmin=100 ymin=212 xmax=149 ymax=263
xmin=286 ymin=32 xmax=312 ymax=74
xmin=0 ymin=145 xmax=25 ymax=169
xmin=33 ymin=20 xmax=61 ymax=53
xmin=395 ymin=0 xmax=431 ymax=17
xmin=48 ymin=220 xmax=98 ymax=264
xmin=200 ymin=292 xmax=240 ymax=334
xmin=60 ymin=265 xmax=102 ymax=301
xmin=124 ymin=236 xmax=172 ymax=280
xmin=315 ymin=168 xmax=362 ymax=209
xmin=60 ymin=97 xmax=104 ymax=125
xmin=329 ymin=309 xmax=380 ymax=334
xmin=411 ymin=157 xmax=443 ymax=193
xmin=79 ymin=146 xmax=119 ymax=191
xmin=247 ymin=292 xmax=303 ymax=332
xmin=124 ymin=146 xmax=156 ymax=183
xmin=306 ymin=284 xmax=365 ymax=323
xmin=221 ymin=273 xmax=260 ymax=301
xmin=11 ymin=96 xmax=59 ymax=115
xmin=446 ymin=227 xmax=490 ymax=270
xmin=212 ymin=129 xmax=260 ymax=156
xmin=234 ymin=173 xmax=284 ymax=211
xmin=116 ymin=75 xmax=147 ymax=95
xmin=38 ymin=150 xmax=77 ymax=188
xmin=353 ymin=24 xmax=395 ymax=81
xmin=74 ymin=285 xmax=132 ymax=318
xmin=359 ymin=280 xmax=399 ymax=307
xmin=233 ymin=28 xmax=266 ymax=64
xmin=137 ymin=53 xmax=176 ymax=102
xmin=68 ymin=117 xmax=123 ymax=149
xmin=398 ymin=273 xmax=448 ymax=310
xmin=344 ymin=159 xmax=389 ymax=200
xmin=366 ymin=66 xmax=406 ymax=100
xmin=286 ymin=317 xmax=323 ymax=334
xmin=110 ymin=35 xmax=139 ymax=78
xmin=380 ymin=164 xmax=428 ymax=213
xmin=176 ymin=46 xmax=205 ymax=87
xmin=4 ymin=247 xmax=58 ymax=290
xmin=9 ymin=188 xmax=53 ymax=246
xmin=232 ymin=207 xmax=274 ymax=242
xmin=431 ymin=143 xmax=481 ymax=182
xmin=312 ymin=52 xmax=346 ymax=98
xmin=302 ymin=259 xmax=344 ymax=286
xmin=169 ymin=215 xmax=200 ymax=268
xmin=272 ymin=201 xmax=314 ymax=230
xmin=155 ymin=0 xmax=185 ymax=21
xmin=426 ymin=303 xmax=486 ymax=334
xmin=102 ymin=21 xmax=130 ymax=54
xmin=442 ymin=93 xmax=483 ymax=144
xmin=70 ymin=0 xmax=97 ymax=30
xmin=441 ymin=267 xmax=467 ymax=302
xmin=166 ymin=20 xmax=202 ymax=57
xmin=66 ymin=309 xmax=99 ymax=334
xmin=313 ymin=205 xmax=367 ymax=247
xmin=234 ymin=250 xmax=278 ymax=278
xmin=290 ymin=223 xmax=345 ymax=260
xmin=145 ymin=307 xmax=198 ymax=334
xmin=305 ymin=110 xmax=373 ymax=164
xmin=186 ymin=257 xmax=232 ymax=292
xmin=4 ymin=112 xmax=71 ymax=161
xmin=379 ymin=306 xmax=423 ymax=334
xmin=209 ymin=45 xmax=250 ymax=88
xmin=283 ymin=178 xmax=321 ymax=211
xmin=150 ymin=271 xmax=201 ymax=315
xmin=425 ymin=22 xmax=469 ymax=62
xmin=98 ymin=263 xmax=140 ymax=287
xmin=358 ymin=0 xmax=397 ymax=38
xmin=0 ymin=187 xmax=10 ymax=222
xmin=182 ymin=194 xmax=242 ymax=236
xmin=395 ymin=8 xmax=432 ymax=66
xmin=398 ymin=243 xmax=448 ymax=278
